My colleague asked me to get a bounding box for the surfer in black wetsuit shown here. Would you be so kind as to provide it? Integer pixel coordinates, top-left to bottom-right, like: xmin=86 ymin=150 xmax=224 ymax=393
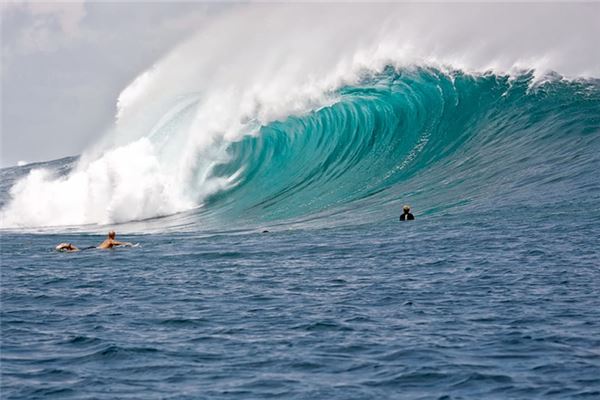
xmin=399 ymin=205 xmax=415 ymax=221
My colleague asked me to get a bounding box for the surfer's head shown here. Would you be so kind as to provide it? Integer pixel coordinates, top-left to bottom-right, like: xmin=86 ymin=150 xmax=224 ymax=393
xmin=403 ymin=205 xmax=411 ymax=213
xmin=108 ymin=231 xmax=116 ymax=239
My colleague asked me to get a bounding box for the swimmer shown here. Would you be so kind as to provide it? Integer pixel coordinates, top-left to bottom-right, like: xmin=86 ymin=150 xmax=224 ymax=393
xmin=55 ymin=231 xmax=133 ymax=252
xmin=55 ymin=243 xmax=79 ymax=252
xmin=399 ymin=205 xmax=415 ymax=221
xmin=97 ymin=231 xmax=133 ymax=249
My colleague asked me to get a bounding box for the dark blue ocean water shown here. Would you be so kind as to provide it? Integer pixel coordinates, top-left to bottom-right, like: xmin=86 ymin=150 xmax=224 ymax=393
xmin=2 ymin=209 xmax=600 ymax=399
xmin=2 ymin=69 xmax=600 ymax=398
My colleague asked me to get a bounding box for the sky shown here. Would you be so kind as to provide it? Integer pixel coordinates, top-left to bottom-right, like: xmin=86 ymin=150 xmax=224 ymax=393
xmin=1 ymin=1 xmax=230 ymax=167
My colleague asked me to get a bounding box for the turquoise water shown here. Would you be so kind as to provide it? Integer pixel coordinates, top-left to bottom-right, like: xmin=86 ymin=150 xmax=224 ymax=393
xmin=198 ymin=69 xmax=600 ymax=231
xmin=1 ymin=68 xmax=600 ymax=398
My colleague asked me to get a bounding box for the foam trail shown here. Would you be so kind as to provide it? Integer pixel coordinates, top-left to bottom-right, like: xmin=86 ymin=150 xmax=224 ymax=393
xmin=1 ymin=3 xmax=599 ymax=228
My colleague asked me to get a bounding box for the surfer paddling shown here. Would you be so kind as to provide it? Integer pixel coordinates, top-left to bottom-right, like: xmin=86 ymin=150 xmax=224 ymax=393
xmin=98 ymin=231 xmax=133 ymax=249
xmin=55 ymin=231 xmax=134 ymax=252
xmin=55 ymin=243 xmax=79 ymax=252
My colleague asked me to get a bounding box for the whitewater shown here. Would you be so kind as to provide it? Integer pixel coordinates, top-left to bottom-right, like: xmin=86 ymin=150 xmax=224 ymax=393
xmin=2 ymin=3 xmax=600 ymax=399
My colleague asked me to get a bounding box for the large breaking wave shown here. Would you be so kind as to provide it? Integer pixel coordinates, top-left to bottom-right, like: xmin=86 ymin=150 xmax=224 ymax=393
xmin=1 ymin=4 xmax=599 ymax=231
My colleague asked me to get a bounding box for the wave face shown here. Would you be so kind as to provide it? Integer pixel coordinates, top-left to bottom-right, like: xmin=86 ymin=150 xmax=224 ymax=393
xmin=196 ymin=69 xmax=600 ymax=229
xmin=2 ymin=67 xmax=599 ymax=231
xmin=1 ymin=4 xmax=599 ymax=231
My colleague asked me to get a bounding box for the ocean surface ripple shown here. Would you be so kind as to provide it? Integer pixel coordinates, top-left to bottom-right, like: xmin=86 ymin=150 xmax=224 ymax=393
xmin=2 ymin=212 xmax=600 ymax=399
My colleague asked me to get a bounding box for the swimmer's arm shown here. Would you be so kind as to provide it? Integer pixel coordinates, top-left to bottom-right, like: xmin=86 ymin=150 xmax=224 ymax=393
xmin=112 ymin=240 xmax=133 ymax=247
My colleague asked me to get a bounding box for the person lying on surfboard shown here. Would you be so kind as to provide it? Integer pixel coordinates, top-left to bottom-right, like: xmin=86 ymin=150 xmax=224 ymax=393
xmin=55 ymin=231 xmax=134 ymax=252
xmin=97 ymin=230 xmax=134 ymax=249
xmin=55 ymin=242 xmax=80 ymax=252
